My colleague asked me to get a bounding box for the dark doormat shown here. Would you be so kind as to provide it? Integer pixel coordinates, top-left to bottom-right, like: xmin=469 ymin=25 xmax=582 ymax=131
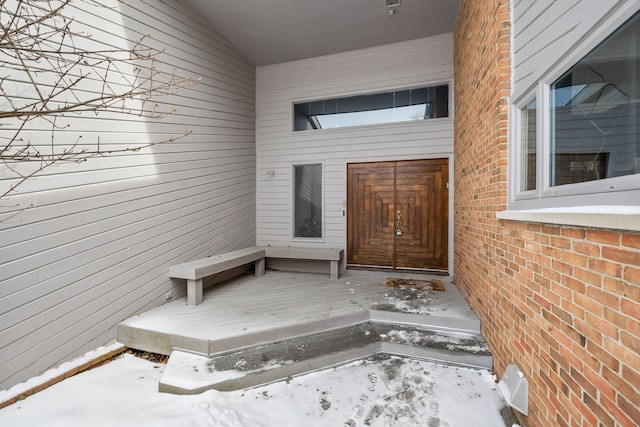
xmin=385 ymin=278 xmax=446 ymax=292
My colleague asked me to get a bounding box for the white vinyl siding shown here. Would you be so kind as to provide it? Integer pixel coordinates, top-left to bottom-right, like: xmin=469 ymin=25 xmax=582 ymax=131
xmin=0 ymin=0 xmax=256 ymax=389
xmin=256 ymin=35 xmax=454 ymax=252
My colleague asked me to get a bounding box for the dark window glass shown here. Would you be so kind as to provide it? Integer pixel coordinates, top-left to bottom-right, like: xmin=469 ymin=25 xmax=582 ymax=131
xmin=294 ymin=164 xmax=322 ymax=238
xmin=293 ymin=85 xmax=448 ymax=131
xmin=550 ymin=12 xmax=639 ymax=187
xmin=520 ymin=99 xmax=537 ymax=191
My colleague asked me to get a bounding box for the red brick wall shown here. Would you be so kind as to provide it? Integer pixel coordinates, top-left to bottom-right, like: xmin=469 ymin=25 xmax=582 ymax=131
xmin=453 ymin=1 xmax=640 ymax=426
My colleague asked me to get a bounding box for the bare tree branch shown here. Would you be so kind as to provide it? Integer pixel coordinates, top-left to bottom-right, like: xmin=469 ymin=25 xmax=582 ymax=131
xmin=0 ymin=0 xmax=200 ymax=214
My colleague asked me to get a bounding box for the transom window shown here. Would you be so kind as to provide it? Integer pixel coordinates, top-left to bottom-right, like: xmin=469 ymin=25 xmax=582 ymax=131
xmin=293 ymin=85 xmax=448 ymax=131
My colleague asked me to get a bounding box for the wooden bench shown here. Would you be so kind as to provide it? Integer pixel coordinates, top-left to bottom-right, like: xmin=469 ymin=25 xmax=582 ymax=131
xmin=169 ymin=246 xmax=344 ymax=305
xmin=263 ymin=246 xmax=344 ymax=280
xmin=169 ymin=246 xmax=265 ymax=305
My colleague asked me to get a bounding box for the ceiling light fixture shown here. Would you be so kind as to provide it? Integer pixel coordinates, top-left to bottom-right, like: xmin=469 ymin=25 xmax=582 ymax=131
xmin=386 ymin=0 xmax=400 ymax=16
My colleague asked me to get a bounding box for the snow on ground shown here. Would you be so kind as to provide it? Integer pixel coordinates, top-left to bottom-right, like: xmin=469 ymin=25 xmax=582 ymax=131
xmin=0 ymin=353 xmax=510 ymax=427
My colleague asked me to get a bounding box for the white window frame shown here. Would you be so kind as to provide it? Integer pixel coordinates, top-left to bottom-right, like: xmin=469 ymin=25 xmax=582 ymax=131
xmin=507 ymin=7 xmax=640 ymax=212
xmin=512 ymin=92 xmax=541 ymax=201
xmin=291 ymin=162 xmax=325 ymax=241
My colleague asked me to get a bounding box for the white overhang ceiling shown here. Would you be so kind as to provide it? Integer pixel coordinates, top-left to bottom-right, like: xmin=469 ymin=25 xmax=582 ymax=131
xmin=188 ymin=0 xmax=461 ymax=66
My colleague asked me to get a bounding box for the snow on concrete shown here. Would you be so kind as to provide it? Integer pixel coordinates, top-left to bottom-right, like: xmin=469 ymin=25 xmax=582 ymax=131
xmin=0 ymin=353 xmax=510 ymax=426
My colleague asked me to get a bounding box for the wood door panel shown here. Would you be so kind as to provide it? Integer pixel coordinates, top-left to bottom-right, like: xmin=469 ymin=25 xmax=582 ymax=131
xmin=396 ymin=181 xmax=442 ymax=268
xmin=347 ymin=163 xmax=395 ymax=267
xmin=395 ymin=159 xmax=448 ymax=270
xmin=347 ymin=159 xmax=448 ymax=271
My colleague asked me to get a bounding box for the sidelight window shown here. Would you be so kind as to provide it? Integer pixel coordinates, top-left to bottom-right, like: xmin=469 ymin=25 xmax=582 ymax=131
xmin=519 ymin=98 xmax=537 ymax=192
xmin=293 ymin=163 xmax=323 ymax=238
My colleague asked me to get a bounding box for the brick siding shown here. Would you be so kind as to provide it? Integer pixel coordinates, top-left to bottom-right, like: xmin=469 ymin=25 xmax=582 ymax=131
xmin=453 ymin=1 xmax=640 ymax=426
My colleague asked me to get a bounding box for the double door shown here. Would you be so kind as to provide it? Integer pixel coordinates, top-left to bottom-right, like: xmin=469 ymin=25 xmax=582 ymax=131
xmin=347 ymin=159 xmax=448 ymax=272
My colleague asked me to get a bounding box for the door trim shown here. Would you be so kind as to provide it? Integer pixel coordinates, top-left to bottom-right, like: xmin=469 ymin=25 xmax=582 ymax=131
xmin=346 ymin=158 xmax=449 ymax=273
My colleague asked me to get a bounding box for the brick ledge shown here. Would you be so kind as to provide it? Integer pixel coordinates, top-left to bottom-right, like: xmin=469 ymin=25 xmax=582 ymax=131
xmin=497 ymin=206 xmax=640 ymax=232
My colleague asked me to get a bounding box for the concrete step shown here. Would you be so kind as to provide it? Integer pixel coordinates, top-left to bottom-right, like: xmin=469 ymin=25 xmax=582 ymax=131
xmin=159 ymin=320 xmax=492 ymax=395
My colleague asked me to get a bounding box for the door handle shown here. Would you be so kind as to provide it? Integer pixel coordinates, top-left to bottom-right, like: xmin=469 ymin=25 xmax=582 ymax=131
xmin=396 ymin=210 xmax=402 ymax=236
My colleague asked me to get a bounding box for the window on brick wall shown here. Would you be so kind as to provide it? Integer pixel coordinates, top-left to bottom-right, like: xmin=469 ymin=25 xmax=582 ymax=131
xmin=518 ymin=98 xmax=537 ymax=193
xmin=512 ymin=10 xmax=640 ymax=209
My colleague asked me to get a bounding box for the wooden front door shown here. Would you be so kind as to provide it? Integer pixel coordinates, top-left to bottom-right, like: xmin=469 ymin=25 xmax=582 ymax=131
xmin=347 ymin=159 xmax=448 ymax=272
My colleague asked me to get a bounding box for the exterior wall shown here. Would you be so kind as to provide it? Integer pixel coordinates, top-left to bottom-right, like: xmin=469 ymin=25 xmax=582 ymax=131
xmin=256 ymin=35 xmax=455 ymax=272
xmin=0 ymin=1 xmax=256 ymax=390
xmin=512 ymin=0 xmax=625 ymax=98
xmin=454 ymin=1 xmax=639 ymax=426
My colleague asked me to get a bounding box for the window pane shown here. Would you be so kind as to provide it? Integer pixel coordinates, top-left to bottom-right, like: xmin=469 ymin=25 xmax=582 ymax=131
xmin=520 ymin=99 xmax=537 ymax=191
xmin=293 ymin=85 xmax=448 ymax=131
xmin=294 ymin=164 xmax=322 ymax=238
xmin=550 ymin=11 xmax=640 ymax=187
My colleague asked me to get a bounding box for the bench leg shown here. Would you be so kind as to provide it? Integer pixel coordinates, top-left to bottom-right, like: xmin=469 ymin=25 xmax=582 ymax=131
xmin=187 ymin=279 xmax=203 ymax=306
xmin=330 ymin=260 xmax=339 ymax=280
xmin=255 ymin=258 xmax=265 ymax=276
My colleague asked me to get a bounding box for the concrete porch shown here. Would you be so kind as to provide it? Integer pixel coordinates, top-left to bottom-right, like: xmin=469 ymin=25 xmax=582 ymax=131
xmin=117 ymin=270 xmax=492 ymax=394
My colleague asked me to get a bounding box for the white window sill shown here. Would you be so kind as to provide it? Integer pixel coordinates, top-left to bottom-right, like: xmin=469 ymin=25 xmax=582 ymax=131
xmin=496 ymin=206 xmax=640 ymax=232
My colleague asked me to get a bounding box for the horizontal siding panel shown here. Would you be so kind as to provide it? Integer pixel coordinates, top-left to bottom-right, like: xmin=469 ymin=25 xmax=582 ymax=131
xmin=1 ymin=159 xmax=255 ymax=230
xmin=1 ymin=199 xmax=256 ymax=374
xmin=259 ymin=74 xmax=452 ymax=106
xmin=0 ymin=194 xmax=256 ymax=338
xmin=0 ymin=195 xmax=255 ymax=326
xmin=513 ymin=0 xmax=566 ymax=39
xmin=69 ymin=1 xmax=255 ymax=85
xmin=259 ymin=117 xmax=453 ymax=135
xmin=0 ymin=0 xmax=256 ymax=389
xmin=1 ymin=152 xmax=255 ymax=197
xmin=258 ymin=137 xmax=452 ymax=158
xmin=259 ymin=125 xmax=453 ymax=146
xmin=259 ymin=64 xmax=453 ymax=99
xmin=1 ymin=177 xmax=255 ymax=275
xmin=0 ymin=112 xmax=256 ymax=136
xmin=2 ymin=171 xmax=255 ymax=267
xmin=132 ymin=1 xmax=254 ymax=76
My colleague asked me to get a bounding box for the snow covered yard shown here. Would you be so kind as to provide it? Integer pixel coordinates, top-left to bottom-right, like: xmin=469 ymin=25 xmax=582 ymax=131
xmin=0 ymin=352 xmax=512 ymax=426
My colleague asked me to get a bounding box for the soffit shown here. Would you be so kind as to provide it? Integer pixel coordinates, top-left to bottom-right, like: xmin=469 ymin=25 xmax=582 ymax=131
xmin=188 ymin=0 xmax=461 ymax=66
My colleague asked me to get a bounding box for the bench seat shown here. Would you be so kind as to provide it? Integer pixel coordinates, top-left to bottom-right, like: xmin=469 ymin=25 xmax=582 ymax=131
xmin=169 ymin=246 xmax=265 ymax=305
xmin=169 ymin=246 xmax=344 ymax=306
xmin=263 ymin=246 xmax=343 ymax=280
